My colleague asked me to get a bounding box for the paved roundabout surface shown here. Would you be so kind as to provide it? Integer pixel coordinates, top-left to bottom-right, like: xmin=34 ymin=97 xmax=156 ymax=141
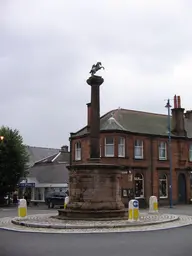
xmin=1 ymin=213 xmax=192 ymax=233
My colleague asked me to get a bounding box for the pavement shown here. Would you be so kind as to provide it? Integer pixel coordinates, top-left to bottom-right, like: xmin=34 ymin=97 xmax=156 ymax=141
xmin=1 ymin=205 xmax=192 ymax=256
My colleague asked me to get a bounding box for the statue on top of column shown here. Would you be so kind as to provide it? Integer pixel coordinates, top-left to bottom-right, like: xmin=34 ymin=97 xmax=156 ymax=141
xmin=89 ymin=62 xmax=105 ymax=76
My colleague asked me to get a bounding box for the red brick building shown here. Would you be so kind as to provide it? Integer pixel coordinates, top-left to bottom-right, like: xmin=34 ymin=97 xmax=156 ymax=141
xmin=69 ymin=95 xmax=192 ymax=207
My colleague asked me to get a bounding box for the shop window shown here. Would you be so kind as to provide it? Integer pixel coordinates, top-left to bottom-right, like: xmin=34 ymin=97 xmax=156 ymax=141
xmin=190 ymin=172 xmax=192 ymax=199
xmin=118 ymin=137 xmax=125 ymax=157
xmin=134 ymin=173 xmax=144 ymax=198
xmin=75 ymin=142 xmax=81 ymax=160
xmin=34 ymin=188 xmax=44 ymax=200
xmin=159 ymin=173 xmax=168 ymax=198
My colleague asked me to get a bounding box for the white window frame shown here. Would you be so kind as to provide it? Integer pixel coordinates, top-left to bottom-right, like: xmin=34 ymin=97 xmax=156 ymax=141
xmin=105 ymin=137 xmax=114 ymax=157
xmin=159 ymin=142 xmax=167 ymax=160
xmin=189 ymin=144 xmax=192 ymax=162
xmin=134 ymin=173 xmax=144 ymax=198
xmin=75 ymin=142 xmax=81 ymax=161
xmin=134 ymin=140 xmax=143 ymax=159
xmin=118 ymin=137 xmax=125 ymax=157
xmin=159 ymin=174 xmax=168 ymax=199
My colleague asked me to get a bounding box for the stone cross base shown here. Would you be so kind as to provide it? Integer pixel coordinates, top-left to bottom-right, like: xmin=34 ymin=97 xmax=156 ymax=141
xmin=58 ymin=163 xmax=126 ymax=220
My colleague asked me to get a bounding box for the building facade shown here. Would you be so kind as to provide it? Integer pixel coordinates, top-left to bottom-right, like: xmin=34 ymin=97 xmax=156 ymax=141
xmin=19 ymin=145 xmax=69 ymax=203
xmin=69 ymin=95 xmax=192 ymax=207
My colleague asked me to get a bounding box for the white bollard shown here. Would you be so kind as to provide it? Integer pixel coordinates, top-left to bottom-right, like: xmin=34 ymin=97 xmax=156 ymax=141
xmin=149 ymin=196 xmax=158 ymax=214
xmin=64 ymin=196 xmax=69 ymax=209
xmin=128 ymin=199 xmax=139 ymax=221
xmin=18 ymin=199 xmax=27 ymax=217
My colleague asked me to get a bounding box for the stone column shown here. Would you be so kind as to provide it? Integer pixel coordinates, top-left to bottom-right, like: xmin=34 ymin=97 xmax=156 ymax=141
xmin=87 ymin=76 xmax=104 ymax=160
xmin=58 ymin=73 xmax=126 ymax=220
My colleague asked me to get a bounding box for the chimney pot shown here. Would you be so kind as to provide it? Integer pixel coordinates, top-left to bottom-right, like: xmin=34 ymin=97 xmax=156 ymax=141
xmin=178 ymin=96 xmax=181 ymax=108
xmin=174 ymin=95 xmax=177 ymax=108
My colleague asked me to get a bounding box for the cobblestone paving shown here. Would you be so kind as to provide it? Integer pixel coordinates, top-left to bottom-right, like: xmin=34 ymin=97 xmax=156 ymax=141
xmin=11 ymin=213 xmax=179 ymax=228
xmin=0 ymin=213 xmax=192 ymax=233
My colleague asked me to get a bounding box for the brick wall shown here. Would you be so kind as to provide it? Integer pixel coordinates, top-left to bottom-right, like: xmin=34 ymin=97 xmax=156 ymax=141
xmin=70 ymin=132 xmax=192 ymax=205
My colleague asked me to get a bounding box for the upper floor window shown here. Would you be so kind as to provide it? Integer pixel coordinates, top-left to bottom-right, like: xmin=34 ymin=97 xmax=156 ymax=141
xmin=105 ymin=137 xmax=114 ymax=157
xmin=75 ymin=142 xmax=81 ymax=161
xmin=189 ymin=144 xmax=192 ymax=162
xmin=118 ymin=137 xmax=125 ymax=157
xmin=134 ymin=140 xmax=143 ymax=159
xmin=159 ymin=142 xmax=167 ymax=160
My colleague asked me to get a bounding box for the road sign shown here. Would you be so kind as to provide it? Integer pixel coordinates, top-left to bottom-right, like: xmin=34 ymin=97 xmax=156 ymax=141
xmin=133 ymin=200 xmax=138 ymax=208
xmin=19 ymin=183 xmax=35 ymax=188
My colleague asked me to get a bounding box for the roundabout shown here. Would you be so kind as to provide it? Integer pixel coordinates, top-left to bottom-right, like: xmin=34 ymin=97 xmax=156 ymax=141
xmin=0 ymin=212 xmax=192 ymax=233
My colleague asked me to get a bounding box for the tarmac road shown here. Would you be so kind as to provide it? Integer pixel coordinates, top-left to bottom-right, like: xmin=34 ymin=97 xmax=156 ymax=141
xmin=0 ymin=226 xmax=192 ymax=256
xmin=0 ymin=205 xmax=192 ymax=256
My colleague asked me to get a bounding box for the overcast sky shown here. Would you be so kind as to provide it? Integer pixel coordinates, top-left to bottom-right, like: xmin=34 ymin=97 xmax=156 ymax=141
xmin=1 ymin=0 xmax=192 ymax=148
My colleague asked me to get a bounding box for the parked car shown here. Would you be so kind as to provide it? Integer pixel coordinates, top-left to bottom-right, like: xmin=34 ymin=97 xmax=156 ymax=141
xmin=45 ymin=191 xmax=68 ymax=209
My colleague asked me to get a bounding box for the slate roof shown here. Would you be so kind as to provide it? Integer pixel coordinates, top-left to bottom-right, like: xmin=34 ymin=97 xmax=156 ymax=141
xmin=34 ymin=146 xmax=70 ymax=164
xmin=25 ymin=146 xmax=60 ymax=166
xmin=28 ymin=163 xmax=68 ymax=184
xmin=72 ymin=108 xmax=192 ymax=138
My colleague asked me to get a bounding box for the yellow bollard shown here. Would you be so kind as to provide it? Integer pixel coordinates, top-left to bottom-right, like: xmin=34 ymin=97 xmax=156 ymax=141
xmin=64 ymin=196 xmax=69 ymax=209
xmin=18 ymin=199 xmax=27 ymax=217
xmin=128 ymin=199 xmax=139 ymax=221
xmin=149 ymin=196 xmax=158 ymax=214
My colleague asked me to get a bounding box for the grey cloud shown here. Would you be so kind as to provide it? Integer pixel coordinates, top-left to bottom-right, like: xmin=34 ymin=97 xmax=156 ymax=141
xmin=0 ymin=0 xmax=192 ymax=147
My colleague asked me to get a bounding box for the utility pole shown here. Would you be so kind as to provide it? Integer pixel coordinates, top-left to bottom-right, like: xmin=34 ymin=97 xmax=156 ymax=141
xmin=165 ymin=99 xmax=173 ymax=208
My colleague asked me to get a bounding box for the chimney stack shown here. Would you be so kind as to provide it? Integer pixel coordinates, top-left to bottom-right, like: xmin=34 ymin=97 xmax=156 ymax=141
xmin=60 ymin=145 xmax=68 ymax=152
xmin=171 ymin=95 xmax=186 ymax=136
xmin=86 ymin=103 xmax=91 ymax=128
xmin=185 ymin=110 xmax=192 ymax=120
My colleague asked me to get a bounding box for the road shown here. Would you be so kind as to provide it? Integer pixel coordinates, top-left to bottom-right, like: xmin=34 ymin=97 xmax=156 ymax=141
xmin=0 ymin=205 xmax=192 ymax=256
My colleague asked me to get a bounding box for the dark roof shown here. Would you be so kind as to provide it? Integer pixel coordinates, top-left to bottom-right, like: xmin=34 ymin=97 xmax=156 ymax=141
xmin=72 ymin=108 xmax=192 ymax=138
xmin=34 ymin=149 xmax=70 ymax=164
xmin=25 ymin=146 xmax=60 ymax=166
xmin=54 ymin=151 xmax=70 ymax=163
xmin=28 ymin=163 xmax=68 ymax=184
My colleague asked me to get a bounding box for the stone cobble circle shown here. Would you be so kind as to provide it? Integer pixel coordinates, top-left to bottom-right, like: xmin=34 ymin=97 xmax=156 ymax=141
xmin=0 ymin=214 xmax=192 ymax=233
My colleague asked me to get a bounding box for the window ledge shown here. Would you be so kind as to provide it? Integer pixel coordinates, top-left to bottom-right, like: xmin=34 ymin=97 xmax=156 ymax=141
xmin=159 ymin=197 xmax=168 ymax=199
xmin=134 ymin=158 xmax=145 ymax=160
xmin=158 ymin=158 xmax=168 ymax=161
xmin=135 ymin=197 xmax=145 ymax=199
xmin=101 ymin=156 xmax=129 ymax=159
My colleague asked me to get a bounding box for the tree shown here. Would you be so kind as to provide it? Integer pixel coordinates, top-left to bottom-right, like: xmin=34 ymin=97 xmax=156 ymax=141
xmin=0 ymin=126 xmax=29 ymax=204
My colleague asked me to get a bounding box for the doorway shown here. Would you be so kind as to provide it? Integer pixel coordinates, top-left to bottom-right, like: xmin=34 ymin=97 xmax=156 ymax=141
xmin=178 ymin=173 xmax=187 ymax=203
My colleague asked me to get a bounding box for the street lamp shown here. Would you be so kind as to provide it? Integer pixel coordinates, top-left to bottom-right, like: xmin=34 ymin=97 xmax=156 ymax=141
xmin=165 ymin=99 xmax=173 ymax=208
xmin=0 ymin=136 xmax=4 ymax=141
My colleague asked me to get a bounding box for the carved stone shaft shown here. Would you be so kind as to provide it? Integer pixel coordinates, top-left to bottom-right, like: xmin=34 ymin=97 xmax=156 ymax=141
xmin=87 ymin=76 xmax=104 ymax=159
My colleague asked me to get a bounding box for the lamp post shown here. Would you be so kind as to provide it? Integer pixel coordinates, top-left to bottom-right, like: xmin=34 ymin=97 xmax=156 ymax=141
xmin=165 ymin=99 xmax=173 ymax=208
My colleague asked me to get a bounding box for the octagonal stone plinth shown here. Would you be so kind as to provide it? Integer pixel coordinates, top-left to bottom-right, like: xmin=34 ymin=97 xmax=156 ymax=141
xmin=58 ymin=163 xmax=126 ymax=220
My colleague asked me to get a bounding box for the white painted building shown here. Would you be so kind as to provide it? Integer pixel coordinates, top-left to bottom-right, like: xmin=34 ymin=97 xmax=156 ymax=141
xmin=19 ymin=145 xmax=69 ymax=203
